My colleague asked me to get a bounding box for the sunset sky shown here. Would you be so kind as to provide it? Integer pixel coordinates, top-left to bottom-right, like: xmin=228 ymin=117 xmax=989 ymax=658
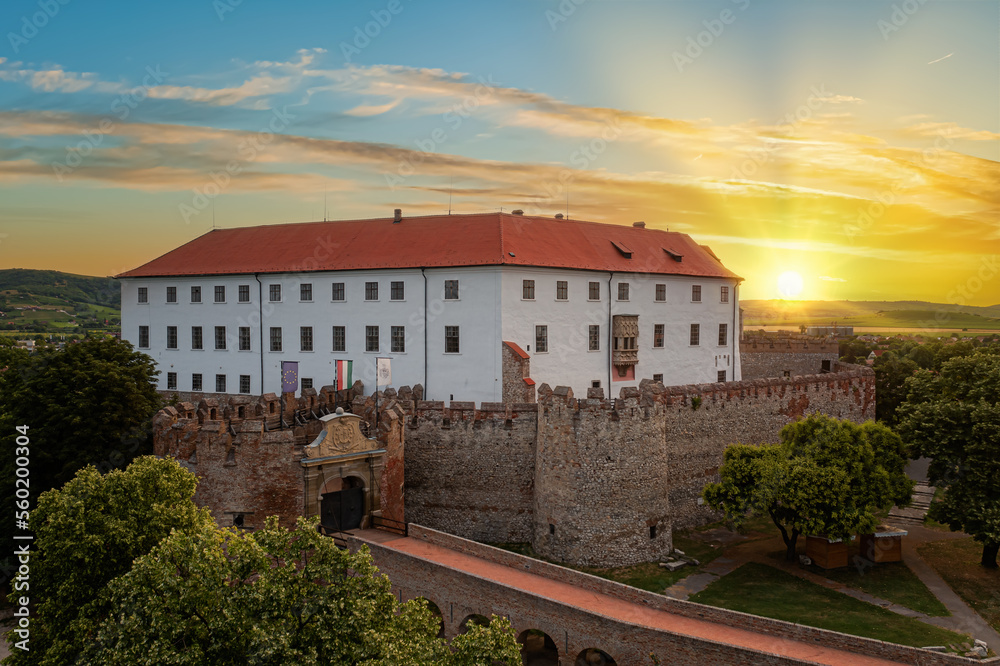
xmin=0 ymin=0 xmax=997 ymax=303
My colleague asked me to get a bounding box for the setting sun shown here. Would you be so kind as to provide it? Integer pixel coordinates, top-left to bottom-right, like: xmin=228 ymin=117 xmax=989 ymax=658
xmin=777 ymin=271 xmax=804 ymax=299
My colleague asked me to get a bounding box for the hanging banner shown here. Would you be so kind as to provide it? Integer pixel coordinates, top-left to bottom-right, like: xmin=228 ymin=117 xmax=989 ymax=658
xmin=281 ymin=361 xmax=299 ymax=393
xmin=336 ymin=359 xmax=353 ymax=391
xmin=376 ymin=357 xmax=392 ymax=386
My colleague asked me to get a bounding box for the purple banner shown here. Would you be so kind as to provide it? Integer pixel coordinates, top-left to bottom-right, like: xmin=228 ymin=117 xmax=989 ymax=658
xmin=281 ymin=361 xmax=298 ymax=393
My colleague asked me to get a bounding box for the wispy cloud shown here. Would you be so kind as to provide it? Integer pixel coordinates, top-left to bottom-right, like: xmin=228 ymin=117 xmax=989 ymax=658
xmin=927 ymin=52 xmax=954 ymax=65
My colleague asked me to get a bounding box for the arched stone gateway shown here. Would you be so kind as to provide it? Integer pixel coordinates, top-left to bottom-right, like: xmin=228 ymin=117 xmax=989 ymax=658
xmin=575 ymin=648 xmax=617 ymax=665
xmin=302 ymin=408 xmax=385 ymax=532
xmin=517 ymin=629 xmax=559 ymax=666
xmin=459 ymin=614 xmax=491 ymax=635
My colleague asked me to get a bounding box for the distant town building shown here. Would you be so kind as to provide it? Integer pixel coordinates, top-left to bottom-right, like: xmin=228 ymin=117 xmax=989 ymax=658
xmin=117 ymin=212 xmax=743 ymax=401
xmin=807 ymin=325 xmax=854 ymax=337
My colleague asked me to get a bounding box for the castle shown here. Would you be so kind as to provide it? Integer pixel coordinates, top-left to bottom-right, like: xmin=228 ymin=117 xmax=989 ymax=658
xmin=117 ymin=211 xmax=743 ymax=403
xmin=152 ymin=364 xmax=874 ymax=567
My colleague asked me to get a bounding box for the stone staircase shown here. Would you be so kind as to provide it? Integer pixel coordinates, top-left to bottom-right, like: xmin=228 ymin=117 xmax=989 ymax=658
xmin=887 ymin=484 xmax=935 ymax=527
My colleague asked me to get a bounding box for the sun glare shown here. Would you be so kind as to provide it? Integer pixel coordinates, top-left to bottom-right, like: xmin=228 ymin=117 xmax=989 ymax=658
xmin=777 ymin=271 xmax=804 ymax=299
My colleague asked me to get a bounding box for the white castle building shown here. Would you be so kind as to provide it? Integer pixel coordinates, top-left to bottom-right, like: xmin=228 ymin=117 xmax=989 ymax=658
xmin=117 ymin=211 xmax=743 ymax=402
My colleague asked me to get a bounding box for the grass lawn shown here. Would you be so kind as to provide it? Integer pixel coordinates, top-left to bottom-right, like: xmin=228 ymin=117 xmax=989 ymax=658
xmin=690 ymin=562 xmax=970 ymax=648
xmin=814 ymin=561 xmax=950 ymax=617
xmin=490 ymin=533 xmax=721 ymax=593
xmin=918 ymin=538 xmax=1000 ymax=632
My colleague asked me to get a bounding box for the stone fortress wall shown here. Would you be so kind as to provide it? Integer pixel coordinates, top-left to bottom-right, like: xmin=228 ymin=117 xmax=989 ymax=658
xmin=152 ymin=365 xmax=874 ymax=567
xmin=740 ymin=335 xmax=841 ymax=380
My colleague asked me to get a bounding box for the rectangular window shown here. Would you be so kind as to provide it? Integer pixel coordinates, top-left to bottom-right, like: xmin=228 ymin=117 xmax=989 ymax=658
xmin=332 ymin=282 xmax=345 ymax=301
xmin=191 ymin=286 xmax=201 ymax=303
xmin=391 ymin=281 xmax=405 ymax=300
xmin=301 ymin=378 xmax=313 ymax=390
xmin=654 ymin=324 xmax=665 ymax=348
xmin=655 ymin=284 xmax=666 ymax=302
xmin=239 ymin=327 xmax=250 ymax=351
xmin=214 ymin=286 xmax=225 ymax=303
xmin=522 ymin=279 xmax=535 ymax=300
xmin=167 ymin=372 xmax=177 ymax=390
xmin=166 ymin=326 xmax=177 ymax=349
xmin=690 ymin=323 xmax=700 ymax=346
xmin=216 ymin=374 xmax=226 ymax=393
xmin=137 ymin=287 xmax=148 ymax=303
xmin=192 ymin=373 xmax=202 ymax=392
xmin=617 ymin=283 xmax=629 ymax=301
xmin=240 ymin=375 xmax=251 ymax=394
xmin=718 ymin=370 xmax=727 ymax=382
xmin=556 ymin=281 xmax=568 ymax=300
xmin=692 ymin=285 xmax=702 ymax=302
xmin=535 ymin=325 xmax=548 ymax=353
xmin=138 ymin=326 xmax=149 ymax=348
xmin=300 ymin=326 xmax=313 ymax=352
xmin=269 ymin=284 xmax=281 ymax=302
xmin=365 ymin=282 xmax=378 ymax=301
xmin=270 ymin=327 xmax=282 ymax=352
xmin=366 ymin=326 xmax=379 ymax=352
xmin=721 ymin=286 xmax=729 ymax=303
xmin=718 ymin=323 xmax=728 ymax=346
xmin=444 ymin=279 xmax=459 ymax=300
xmin=589 ymin=281 xmax=600 ymax=300
xmin=191 ymin=326 xmax=203 ymax=350
xmin=589 ymin=325 xmax=600 ymax=351
xmin=215 ymin=326 xmax=226 ymax=350
xmin=238 ymin=285 xmax=250 ymax=303
xmin=166 ymin=286 xmax=177 ymax=303
xmin=653 ymin=373 xmax=663 ymax=383
xmin=332 ymin=326 xmax=346 ymax=352
xmin=300 ymin=283 xmax=312 ymax=302
xmin=391 ymin=325 xmax=405 ymax=353
xmin=445 ymin=325 xmax=460 ymax=353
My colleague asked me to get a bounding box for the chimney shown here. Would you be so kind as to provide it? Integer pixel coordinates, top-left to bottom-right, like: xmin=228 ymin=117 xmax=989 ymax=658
xmin=633 ymin=221 xmax=646 ymax=228
xmin=393 ymin=208 xmax=402 ymax=223
xmin=511 ymin=209 xmax=524 ymax=215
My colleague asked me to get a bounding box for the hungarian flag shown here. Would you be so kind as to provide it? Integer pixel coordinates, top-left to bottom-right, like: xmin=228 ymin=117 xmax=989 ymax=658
xmin=336 ymin=359 xmax=352 ymax=390
xmin=281 ymin=361 xmax=298 ymax=393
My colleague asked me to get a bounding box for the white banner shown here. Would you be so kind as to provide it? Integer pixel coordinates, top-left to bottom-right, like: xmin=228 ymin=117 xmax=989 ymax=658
xmin=376 ymin=357 xmax=392 ymax=386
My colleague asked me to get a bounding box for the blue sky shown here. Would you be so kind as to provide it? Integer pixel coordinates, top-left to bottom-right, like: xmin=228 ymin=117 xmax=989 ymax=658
xmin=0 ymin=0 xmax=997 ymax=302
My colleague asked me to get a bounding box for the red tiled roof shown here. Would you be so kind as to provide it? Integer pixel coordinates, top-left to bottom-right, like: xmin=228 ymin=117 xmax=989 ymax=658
xmin=115 ymin=213 xmax=741 ymax=280
xmin=503 ymin=341 xmax=530 ymax=359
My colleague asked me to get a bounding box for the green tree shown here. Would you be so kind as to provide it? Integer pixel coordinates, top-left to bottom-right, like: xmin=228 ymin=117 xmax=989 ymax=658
xmin=872 ymin=351 xmax=919 ymax=426
xmin=703 ymin=414 xmax=913 ymax=561
xmin=897 ymin=352 xmax=1000 ymax=568
xmin=84 ymin=516 xmax=521 ymax=666
xmin=4 ymin=457 xmax=214 ymax=665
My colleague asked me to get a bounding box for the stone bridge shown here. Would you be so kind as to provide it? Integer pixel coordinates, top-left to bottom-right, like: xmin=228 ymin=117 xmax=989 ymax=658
xmin=348 ymin=525 xmax=990 ymax=666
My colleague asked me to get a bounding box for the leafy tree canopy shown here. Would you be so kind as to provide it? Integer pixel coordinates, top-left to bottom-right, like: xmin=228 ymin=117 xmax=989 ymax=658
xmin=897 ymin=351 xmax=1000 ymax=568
xmin=84 ymin=516 xmax=522 ymax=666
xmin=5 ymin=456 xmax=214 ymax=666
xmin=703 ymin=414 xmax=913 ymax=561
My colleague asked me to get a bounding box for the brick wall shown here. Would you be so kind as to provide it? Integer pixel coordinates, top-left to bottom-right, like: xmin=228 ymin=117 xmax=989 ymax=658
xmin=403 ymin=400 xmax=538 ymax=543
xmin=354 ymin=525 xmax=991 ymax=666
xmin=740 ymin=337 xmax=840 ymax=380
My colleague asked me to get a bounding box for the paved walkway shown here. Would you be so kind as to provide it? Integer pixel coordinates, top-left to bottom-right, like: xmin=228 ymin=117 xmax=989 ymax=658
xmin=373 ymin=534 xmax=911 ymax=665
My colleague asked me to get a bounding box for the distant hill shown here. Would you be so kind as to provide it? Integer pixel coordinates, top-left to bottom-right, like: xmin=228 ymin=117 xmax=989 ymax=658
xmin=742 ymin=300 xmax=1000 ymax=330
xmin=0 ymin=269 xmax=120 ymax=334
